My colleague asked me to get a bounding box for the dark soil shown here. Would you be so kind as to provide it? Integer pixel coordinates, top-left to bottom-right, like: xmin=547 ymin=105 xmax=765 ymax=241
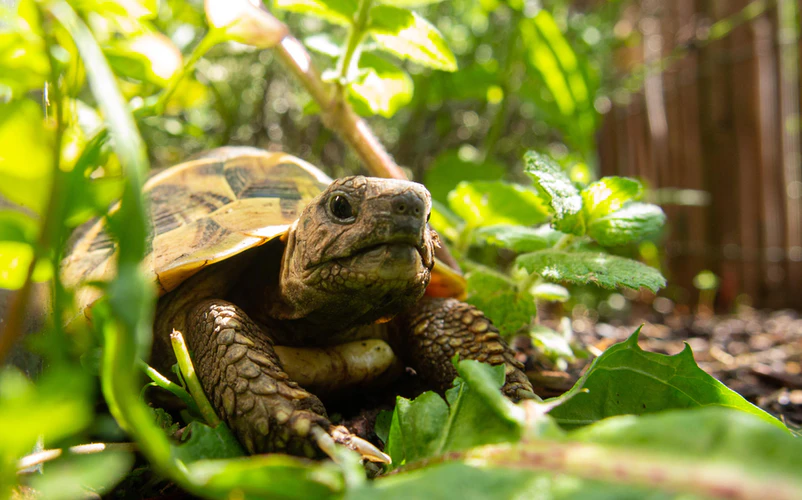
xmin=521 ymin=305 xmax=802 ymax=430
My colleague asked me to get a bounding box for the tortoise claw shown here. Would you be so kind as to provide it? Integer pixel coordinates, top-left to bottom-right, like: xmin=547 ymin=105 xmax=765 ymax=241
xmin=312 ymin=425 xmax=391 ymax=464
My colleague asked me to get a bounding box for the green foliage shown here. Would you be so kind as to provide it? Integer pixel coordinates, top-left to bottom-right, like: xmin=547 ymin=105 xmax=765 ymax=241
xmin=516 ymin=249 xmax=666 ymax=293
xmin=550 ymin=329 xmax=784 ymax=430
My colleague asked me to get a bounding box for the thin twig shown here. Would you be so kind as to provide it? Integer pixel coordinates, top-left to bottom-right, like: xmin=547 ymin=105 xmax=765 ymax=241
xmin=17 ymin=442 xmax=137 ymax=472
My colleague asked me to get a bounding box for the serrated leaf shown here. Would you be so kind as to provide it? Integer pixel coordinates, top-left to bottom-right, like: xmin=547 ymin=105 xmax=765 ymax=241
xmin=447 ymin=181 xmax=549 ymax=228
xmin=550 ymin=329 xmax=786 ymax=430
xmin=465 ymin=269 xmax=536 ymax=337
xmin=588 ymin=202 xmax=666 ymax=247
xmin=516 ymin=249 xmax=666 ymax=293
xmin=274 ymin=0 xmax=357 ymax=25
xmin=369 ymin=6 xmax=457 ymax=71
xmin=348 ymin=52 xmax=413 ymax=117
xmin=0 ymin=99 xmax=55 ymax=214
xmin=424 ymin=150 xmax=505 ymax=204
xmin=474 ymin=224 xmax=562 ymax=253
xmin=523 ymin=151 xmax=584 ymax=235
xmin=581 ymin=176 xmax=643 ymax=221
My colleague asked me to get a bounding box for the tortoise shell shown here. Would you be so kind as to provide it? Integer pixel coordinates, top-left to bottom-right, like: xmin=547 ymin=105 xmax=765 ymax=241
xmin=62 ymin=147 xmax=464 ymax=311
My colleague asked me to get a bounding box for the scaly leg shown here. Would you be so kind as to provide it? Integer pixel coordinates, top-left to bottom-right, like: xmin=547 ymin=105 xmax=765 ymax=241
xmin=394 ymin=296 xmax=536 ymax=400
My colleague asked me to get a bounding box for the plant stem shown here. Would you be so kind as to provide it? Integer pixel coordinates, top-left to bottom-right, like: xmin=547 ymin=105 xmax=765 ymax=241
xmin=335 ymin=0 xmax=373 ymax=90
xmin=170 ymin=329 xmax=221 ymax=427
xmin=138 ymin=360 xmax=200 ymax=415
xmin=152 ymin=32 xmax=221 ymax=115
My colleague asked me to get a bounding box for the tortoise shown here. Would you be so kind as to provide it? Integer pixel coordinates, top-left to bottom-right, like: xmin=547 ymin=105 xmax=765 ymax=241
xmin=63 ymin=147 xmax=535 ymax=460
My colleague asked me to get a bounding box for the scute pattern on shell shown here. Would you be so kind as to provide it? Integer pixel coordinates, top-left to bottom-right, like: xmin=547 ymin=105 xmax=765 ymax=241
xmin=62 ymin=147 xmax=332 ymax=310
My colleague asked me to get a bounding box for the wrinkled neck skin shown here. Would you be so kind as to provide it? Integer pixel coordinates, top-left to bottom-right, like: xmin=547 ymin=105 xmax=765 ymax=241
xmin=263 ymin=176 xmax=436 ymax=342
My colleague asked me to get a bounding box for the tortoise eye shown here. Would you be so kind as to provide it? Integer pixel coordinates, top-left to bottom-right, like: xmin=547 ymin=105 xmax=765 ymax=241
xmin=329 ymin=194 xmax=355 ymax=221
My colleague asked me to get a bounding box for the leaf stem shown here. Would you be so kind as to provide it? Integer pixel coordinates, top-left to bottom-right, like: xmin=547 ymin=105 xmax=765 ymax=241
xmin=335 ymin=0 xmax=373 ymax=89
xmin=170 ymin=329 xmax=221 ymax=427
xmin=138 ymin=360 xmax=200 ymax=415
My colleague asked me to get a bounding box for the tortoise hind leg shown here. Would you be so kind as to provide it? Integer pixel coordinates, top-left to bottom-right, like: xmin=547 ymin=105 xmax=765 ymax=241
xmin=185 ymin=299 xmax=330 ymax=456
xmin=393 ymin=296 xmax=536 ymax=401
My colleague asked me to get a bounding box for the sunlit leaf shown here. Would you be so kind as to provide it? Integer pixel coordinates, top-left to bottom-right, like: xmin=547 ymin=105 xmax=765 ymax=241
xmin=348 ymin=52 xmax=413 ymax=117
xmin=173 ymin=421 xmax=244 ymax=463
xmin=304 ymin=33 xmax=342 ymax=57
xmin=530 ymin=283 xmax=569 ymax=302
xmin=588 ymin=202 xmax=666 ymax=247
xmin=523 ymin=151 xmax=584 ymax=235
xmin=205 ymin=0 xmax=288 ymax=48
xmin=0 ymin=1 xmax=49 ymax=97
xmin=0 ymin=241 xmax=51 ymax=290
xmin=447 ymin=181 xmax=549 ymax=228
xmin=473 ymin=224 xmax=562 ymax=253
xmin=377 ymin=0 xmax=443 ymax=5
xmin=274 ymin=0 xmax=357 ymax=26
xmin=516 ymin=249 xmax=666 ymax=293
xmin=581 ymin=176 xmax=643 ymax=221
xmin=369 ymin=6 xmax=457 ymax=71
xmin=551 ymin=329 xmax=787 ymax=431
xmin=104 ymin=32 xmax=182 ymax=86
xmin=424 ymin=150 xmax=505 ymax=204
xmin=0 ymin=99 xmax=54 ymax=214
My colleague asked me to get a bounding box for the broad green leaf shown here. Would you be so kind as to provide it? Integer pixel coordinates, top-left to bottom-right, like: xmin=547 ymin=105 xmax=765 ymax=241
xmin=348 ymin=52 xmax=413 ymax=117
xmin=0 ymin=99 xmax=55 ymax=214
xmin=573 ymin=408 xmax=799 ymax=481
xmin=385 ymin=360 xmax=522 ymax=467
xmin=516 ymin=249 xmax=666 ymax=293
xmin=581 ymin=177 xmax=643 ymax=221
xmin=465 ymin=269 xmax=536 ymax=337
xmin=173 ymin=421 xmax=244 ymax=463
xmin=550 ymin=329 xmax=786 ymax=430
xmin=187 ymin=455 xmax=345 ymax=499
xmin=523 ymin=151 xmax=584 ymax=235
xmin=0 ymin=241 xmax=52 ymax=290
xmin=0 ymin=211 xmax=38 ymax=243
xmin=588 ymin=202 xmax=666 ymax=247
xmin=447 ymin=181 xmax=549 ymax=228
xmin=473 ymin=224 xmax=562 ymax=253
xmin=424 ymin=150 xmax=505 ymax=204
xmin=274 ymin=0 xmax=357 ymax=25
xmin=27 ymin=452 xmax=134 ymax=500
xmin=104 ymin=32 xmax=182 ymax=86
xmin=369 ymin=6 xmax=457 ymax=71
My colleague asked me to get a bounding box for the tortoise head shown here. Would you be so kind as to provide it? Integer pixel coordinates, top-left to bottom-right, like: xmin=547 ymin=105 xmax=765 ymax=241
xmin=277 ymin=176 xmax=437 ymax=327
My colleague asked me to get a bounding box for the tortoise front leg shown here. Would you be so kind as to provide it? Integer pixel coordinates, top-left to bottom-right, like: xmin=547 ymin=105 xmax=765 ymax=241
xmin=185 ymin=299 xmax=331 ymax=456
xmin=394 ymin=296 xmax=536 ymax=401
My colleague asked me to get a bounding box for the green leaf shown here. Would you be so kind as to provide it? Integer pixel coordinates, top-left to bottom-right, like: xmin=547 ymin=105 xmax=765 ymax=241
xmin=304 ymin=33 xmax=343 ymax=57
xmin=474 ymin=224 xmax=562 ymax=253
xmin=385 ymin=360 xmax=522 ymax=467
xmin=348 ymin=52 xmax=413 ymax=118
xmin=0 ymin=1 xmax=49 ymax=98
xmin=104 ymin=33 xmax=182 ymax=87
xmin=0 ymin=99 xmax=55 ymax=214
xmin=0 ymin=241 xmax=50 ymax=290
xmin=465 ymin=269 xmax=536 ymax=337
xmin=550 ymin=329 xmax=786 ymax=430
xmin=523 ymin=151 xmax=584 ymax=235
xmin=581 ymin=177 xmax=643 ymax=221
xmin=447 ymin=181 xmax=549 ymax=228
xmin=516 ymin=249 xmax=666 ymax=293
xmin=428 ymin=200 xmax=462 ymax=243
xmin=187 ymin=455 xmax=345 ymax=499
xmin=573 ymin=408 xmax=799 ymax=481
xmin=274 ymin=0 xmax=358 ymax=26
xmin=27 ymin=451 xmax=134 ymax=500
xmin=424 ymin=150 xmax=505 ymax=204
xmin=0 ymin=211 xmax=38 ymax=244
xmin=530 ymin=324 xmax=574 ymax=360
xmin=377 ymin=0 xmax=443 ymax=5
xmin=587 ymin=202 xmax=666 ymax=247
xmin=173 ymin=421 xmax=245 ymax=463
xmin=369 ymin=6 xmax=457 ymax=71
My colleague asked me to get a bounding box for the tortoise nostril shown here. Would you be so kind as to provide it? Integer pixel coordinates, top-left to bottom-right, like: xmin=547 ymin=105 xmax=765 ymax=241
xmin=392 ymin=192 xmax=426 ymax=220
xmin=397 ymin=204 xmax=406 ymax=213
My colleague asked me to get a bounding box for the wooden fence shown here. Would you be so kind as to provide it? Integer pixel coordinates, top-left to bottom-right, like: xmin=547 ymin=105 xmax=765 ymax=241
xmin=597 ymin=0 xmax=802 ymax=310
